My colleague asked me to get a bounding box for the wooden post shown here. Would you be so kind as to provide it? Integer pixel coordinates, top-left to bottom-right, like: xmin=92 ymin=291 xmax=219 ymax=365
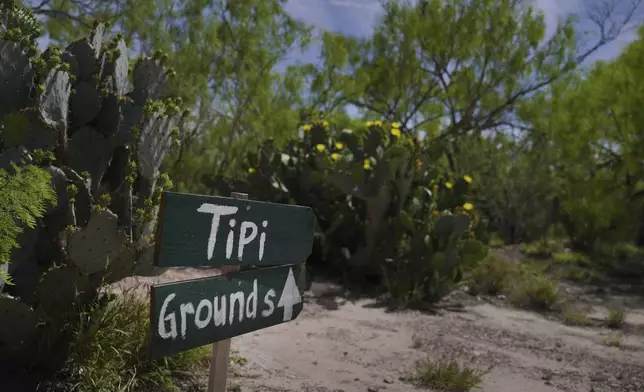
xmin=206 ymin=192 xmax=247 ymax=392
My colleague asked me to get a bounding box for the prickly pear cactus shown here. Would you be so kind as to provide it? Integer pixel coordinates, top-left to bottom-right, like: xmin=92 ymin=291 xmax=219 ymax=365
xmin=236 ymin=119 xmax=488 ymax=305
xmin=0 ymin=2 xmax=184 ymax=367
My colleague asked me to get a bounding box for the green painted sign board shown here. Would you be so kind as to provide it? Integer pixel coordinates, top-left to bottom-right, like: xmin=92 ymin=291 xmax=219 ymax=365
xmin=149 ymin=264 xmax=305 ymax=359
xmin=154 ymin=191 xmax=315 ymax=268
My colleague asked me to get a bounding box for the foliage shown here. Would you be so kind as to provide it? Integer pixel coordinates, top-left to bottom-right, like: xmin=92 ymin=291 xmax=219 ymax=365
xmin=213 ymin=119 xmax=488 ymax=305
xmin=64 ymin=288 xmax=209 ymax=392
xmin=409 ymin=357 xmax=485 ymax=392
xmin=507 ymin=271 xmax=561 ymax=311
xmin=467 ymin=254 xmax=518 ymax=296
xmin=562 ymin=305 xmax=589 ymax=326
xmin=606 ymin=307 xmax=627 ymax=329
xmin=0 ymin=1 xmax=183 ymax=372
xmin=0 ymin=164 xmax=56 ymax=286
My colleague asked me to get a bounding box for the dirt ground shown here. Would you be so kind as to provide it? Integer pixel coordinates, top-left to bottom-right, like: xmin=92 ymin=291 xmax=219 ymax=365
xmin=122 ymin=261 xmax=644 ymax=392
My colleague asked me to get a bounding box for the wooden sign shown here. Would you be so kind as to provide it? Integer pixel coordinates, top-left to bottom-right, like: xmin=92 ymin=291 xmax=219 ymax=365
xmin=149 ymin=264 xmax=305 ymax=359
xmin=154 ymin=192 xmax=315 ymax=268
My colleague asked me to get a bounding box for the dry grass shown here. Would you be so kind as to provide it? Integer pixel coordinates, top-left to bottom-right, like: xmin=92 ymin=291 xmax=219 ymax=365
xmin=409 ymin=357 xmax=486 ymax=391
xmin=64 ymin=286 xmax=210 ymax=392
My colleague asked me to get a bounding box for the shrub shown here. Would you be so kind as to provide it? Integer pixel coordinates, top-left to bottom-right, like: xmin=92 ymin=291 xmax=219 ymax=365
xmin=488 ymin=232 xmax=505 ymax=248
xmin=552 ymin=251 xmax=591 ymax=267
xmin=467 ymin=254 xmax=518 ymax=295
xmin=592 ymin=242 xmax=644 ymax=279
xmin=519 ymin=239 xmax=564 ymax=258
xmin=606 ymin=307 xmax=626 ymax=329
xmin=218 ymin=120 xmax=489 ymax=306
xmin=508 ymin=272 xmax=560 ymax=311
xmin=562 ymin=305 xmax=588 ymax=326
xmin=64 ymin=289 xmax=209 ymax=392
xmin=410 ymin=357 xmax=485 ymax=391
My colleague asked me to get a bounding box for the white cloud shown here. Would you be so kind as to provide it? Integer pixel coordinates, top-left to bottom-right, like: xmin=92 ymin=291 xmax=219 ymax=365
xmin=284 ymin=0 xmax=381 ymax=36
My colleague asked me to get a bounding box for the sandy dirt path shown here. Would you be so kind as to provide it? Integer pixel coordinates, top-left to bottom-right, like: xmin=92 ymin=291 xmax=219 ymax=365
xmin=224 ymin=282 xmax=644 ymax=392
xmin=119 ymin=270 xmax=644 ymax=392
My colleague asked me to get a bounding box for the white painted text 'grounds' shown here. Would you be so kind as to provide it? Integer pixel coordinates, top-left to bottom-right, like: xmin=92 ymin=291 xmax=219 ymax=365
xmin=158 ymin=279 xmax=273 ymax=339
xmin=157 ymin=268 xmax=302 ymax=340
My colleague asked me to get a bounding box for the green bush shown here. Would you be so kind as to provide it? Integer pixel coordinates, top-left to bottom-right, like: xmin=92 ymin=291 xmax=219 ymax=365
xmin=467 ymin=254 xmax=518 ymax=296
xmin=217 ymin=120 xmax=488 ymax=305
xmin=410 ymin=357 xmax=485 ymax=391
xmin=519 ymin=239 xmax=565 ymax=258
xmin=592 ymin=242 xmax=644 ymax=278
xmin=508 ymin=274 xmax=560 ymax=311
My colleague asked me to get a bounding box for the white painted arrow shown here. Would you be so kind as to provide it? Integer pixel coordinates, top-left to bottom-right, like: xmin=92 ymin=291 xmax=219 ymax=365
xmin=277 ymin=267 xmax=302 ymax=322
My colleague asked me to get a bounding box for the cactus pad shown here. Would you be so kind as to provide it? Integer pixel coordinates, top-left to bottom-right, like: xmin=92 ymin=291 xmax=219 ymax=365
xmin=43 ymin=165 xmax=68 ymax=215
xmin=62 ymin=168 xmax=92 ymax=228
xmin=105 ymin=246 xmax=135 ymax=284
xmin=112 ymin=39 xmax=129 ymax=96
xmin=113 ymin=100 xmax=143 ymax=147
xmin=435 ymin=215 xmax=470 ymax=236
xmin=137 ymin=114 xmax=178 ymax=180
xmin=131 ymin=58 xmax=168 ymax=103
xmin=0 ymin=295 xmax=39 ymax=352
xmin=96 ymin=94 xmax=121 ymax=138
xmin=34 ymin=265 xmax=90 ymax=312
xmin=90 ymin=23 xmax=105 ymax=59
xmin=65 ymin=39 xmax=100 ymax=82
xmin=68 ymin=209 xmax=126 ymax=274
xmin=6 ymin=254 xmax=41 ymax=304
xmin=67 ymin=126 xmax=113 ymax=194
xmin=0 ymin=40 xmax=33 ymax=118
xmin=70 ymin=81 xmax=103 ymax=126
xmin=39 ymin=69 xmax=71 ymax=134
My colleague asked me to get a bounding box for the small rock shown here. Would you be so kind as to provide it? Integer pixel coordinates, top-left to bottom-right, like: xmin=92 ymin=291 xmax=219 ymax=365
xmin=476 ymin=295 xmax=482 ymax=301
xmin=383 ymin=376 xmax=393 ymax=384
xmin=313 ymin=360 xmax=318 ymax=365
xmin=497 ymin=294 xmax=506 ymax=300
xmin=367 ymin=387 xmax=379 ymax=392
xmin=344 ymin=351 xmax=348 ymax=356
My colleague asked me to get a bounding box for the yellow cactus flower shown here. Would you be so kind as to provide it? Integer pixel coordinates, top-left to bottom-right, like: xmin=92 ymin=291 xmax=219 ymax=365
xmin=464 ymin=175 xmax=473 ymax=184
xmin=445 ymin=181 xmax=453 ymax=189
xmin=363 ymin=159 xmax=371 ymax=169
xmin=392 ymin=122 xmax=400 ymax=129
xmin=374 ymin=120 xmax=383 ymax=126
xmin=366 ymin=121 xmax=374 ymax=127
xmin=302 ymin=124 xmax=312 ymax=132
xmin=321 ymin=120 xmax=329 ymax=127
xmin=315 ymin=144 xmax=326 ymax=152
xmin=463 ymin=202 xmax=474 ymax=211
xmin=331 ymin=152 xmax=340 ymax=161
xmin=391 ymin=128 xmax=401 ymax=137
xmin=248 ymin=168 xmax=256 ymax=174
xmin=335 ymin=142 xmax=344 ymax=149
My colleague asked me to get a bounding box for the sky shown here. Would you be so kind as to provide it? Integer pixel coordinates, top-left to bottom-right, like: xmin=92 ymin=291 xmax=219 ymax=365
xmin=280 ymin=0 xmax=643 ymax=125
xmin=283 ymin=0 xmax=642 ymax=65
